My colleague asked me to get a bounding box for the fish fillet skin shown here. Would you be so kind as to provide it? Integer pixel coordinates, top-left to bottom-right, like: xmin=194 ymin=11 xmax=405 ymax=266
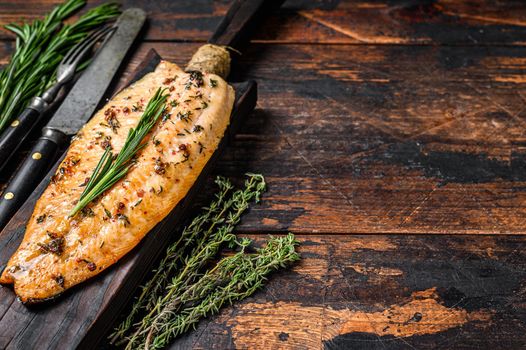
xmin=0 ymin=60 xmax=235 ymax=303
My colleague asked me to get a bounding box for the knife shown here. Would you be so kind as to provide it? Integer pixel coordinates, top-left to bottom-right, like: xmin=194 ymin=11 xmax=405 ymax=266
xmin=0 ymin=25 xmax=115 ymax=175
xmin=0 ymin=8 xmax=146 ymax=230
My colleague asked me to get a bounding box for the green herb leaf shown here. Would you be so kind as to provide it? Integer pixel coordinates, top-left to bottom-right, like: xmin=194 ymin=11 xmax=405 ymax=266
xmin=70 ymin=88 xmax=168 ymax=216
xmin=0 ymin=0 xmax=120 ymax=133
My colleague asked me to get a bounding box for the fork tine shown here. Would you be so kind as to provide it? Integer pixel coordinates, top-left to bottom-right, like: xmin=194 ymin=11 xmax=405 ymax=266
xmin=64 ymin=26 xmax=114 ymax=65
xmin=61 ymin=26 xmax=113 ymax=65
xmin=66 ymin=26 xmax=115 ymax=66
xmin=61 ymin=26 xmax=106 ymax=63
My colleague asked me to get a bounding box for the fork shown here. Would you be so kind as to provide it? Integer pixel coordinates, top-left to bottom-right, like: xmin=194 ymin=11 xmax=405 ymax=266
xmin=0 ymin=25 xmax=115 ymax=171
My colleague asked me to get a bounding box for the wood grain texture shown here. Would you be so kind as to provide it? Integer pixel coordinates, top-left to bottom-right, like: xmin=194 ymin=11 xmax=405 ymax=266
xmin=87 ymin=41 xmax=526 ymax=235
xmin=1 ymin=0 xmax=526 ymax=348
xmin=0 ymin=2 xmax=526 ymax=234
xmin=166 ymin=234 xmax=526 ymax=349
xmin=2 ymin=40 xmax=526 ymax=235
xmin=1 ymin=0 xmax=526 ymax=45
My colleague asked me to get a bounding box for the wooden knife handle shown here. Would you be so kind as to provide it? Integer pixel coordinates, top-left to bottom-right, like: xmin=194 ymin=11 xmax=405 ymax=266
xmin=209 ymin=0 xmax=285 ymax=50
xmin=0 ymin=106 xmax=44 ymax=173
xmin=0 ymin=128 xmax=68 ymax=230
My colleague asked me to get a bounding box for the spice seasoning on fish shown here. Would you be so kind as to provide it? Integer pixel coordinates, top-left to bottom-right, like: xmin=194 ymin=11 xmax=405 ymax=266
xmin=36 ymin=214 xmax=46 ymax=224
xmin=177 ymin=110 xmax=192 ymax=122
xmin=185 ymin=71 xmax=204 ymax=90
xmin=154 ymin=157 xmax=168 ymax=175
xmin=117 ymin=214 xmax=130 ymax=226
xmin=104 ymin=108 xmax=121 ymax=133
xmin=53 ymin=275 xmax=65 ymax=288
xmin=38 ymin=232 xmax=65 ymax=256
xmin=132 ymin=102 xmax=143 ymax=112
xmin=87 ymin=262 xmax=97 ymax=271
xmin=103 ymin=205 xmax=112 ymax=220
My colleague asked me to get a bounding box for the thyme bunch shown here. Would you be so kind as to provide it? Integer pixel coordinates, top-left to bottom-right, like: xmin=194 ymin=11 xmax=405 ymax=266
xmin=0 ymin=0 xmax=120 ymax=132
xmin=70 ymin=88 xmax=168 ymax=216
xmin=117 ymin=174 xmax=266 ymax=347
xmin=110 ymin=176 xmax=235 ymax=342
xmin=143 ymin=234 xmax=299 ymax=349
xmin=110 ymin=174 xmax=299 ymax=349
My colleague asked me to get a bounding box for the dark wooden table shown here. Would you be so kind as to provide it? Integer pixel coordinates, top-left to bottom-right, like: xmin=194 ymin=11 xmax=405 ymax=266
xmin=1 ymin=1 xmax=526 ymax=349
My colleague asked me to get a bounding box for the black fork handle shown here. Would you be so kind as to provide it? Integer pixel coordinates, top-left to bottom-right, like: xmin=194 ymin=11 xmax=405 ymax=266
xmin=0 ymin=101 xmax=46 ymax=173
xmin=0 ymin=127 xmax=68 ymax=230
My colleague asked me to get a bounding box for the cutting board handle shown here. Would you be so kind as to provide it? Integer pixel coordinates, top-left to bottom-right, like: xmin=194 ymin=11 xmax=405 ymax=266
xmin=209 ymin=0 xmax=285 ymax=51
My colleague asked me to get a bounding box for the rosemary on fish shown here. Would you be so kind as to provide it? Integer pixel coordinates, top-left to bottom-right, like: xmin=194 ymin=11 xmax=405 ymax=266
xmin=109 ymin=174 xmax=300 ymax=349
xmin=70 ymin=88 xmax=169 ymax=216
xmin=0 ymin=0 xmax=120 ymax=133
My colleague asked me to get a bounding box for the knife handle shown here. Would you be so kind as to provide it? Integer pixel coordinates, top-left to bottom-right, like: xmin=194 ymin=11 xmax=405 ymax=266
xmin=0 ymin=105 xmax=45 ymax=173
xmin=0 ymin=128 xmax=68 ymax=229
xmin=209 ymin=0 xmax=285 ymax=51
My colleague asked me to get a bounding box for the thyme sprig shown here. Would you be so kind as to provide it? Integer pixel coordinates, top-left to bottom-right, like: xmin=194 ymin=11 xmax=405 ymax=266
xmin=70 ymin=88 xmax=168 ymax=216
xmin=110 ymin=174 xmax=299 ymax=349
xmin=0 ymin=0 xmax=120 ymax=132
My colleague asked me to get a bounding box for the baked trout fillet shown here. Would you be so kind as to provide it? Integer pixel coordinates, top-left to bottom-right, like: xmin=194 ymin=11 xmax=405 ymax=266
xmin=0 ymin=60 xmax=235 ymax=302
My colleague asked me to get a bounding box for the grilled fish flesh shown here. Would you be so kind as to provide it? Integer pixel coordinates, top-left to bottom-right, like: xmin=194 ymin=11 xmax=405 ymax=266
xmin=0 ymin=59 xmax=235 ymax=302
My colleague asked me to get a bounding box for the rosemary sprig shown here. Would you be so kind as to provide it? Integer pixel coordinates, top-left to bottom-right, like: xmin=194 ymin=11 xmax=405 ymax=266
xmin=0 ymin=0 xmax=120 ymax=132
xmin=110 ymin=174 xmax=300 ymax=350
xmin=70 ymin=88 xmax=168 ymax=216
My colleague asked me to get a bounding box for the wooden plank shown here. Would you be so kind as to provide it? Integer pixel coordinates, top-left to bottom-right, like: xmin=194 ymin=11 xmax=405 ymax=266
xmin=2 ymin=41 xmax=526 ymax=234
xmin=0 ymin=50 xmax=257 ymax=349
xmin=116 ymin=42 xmax=526 ymax=235
xmin=136 ymin=233 xmax=526 ymax=349
xmin=1 ymin=2 xmax=525 ymax=348
xmin=1 ymin=1 xmax=526 ymax=45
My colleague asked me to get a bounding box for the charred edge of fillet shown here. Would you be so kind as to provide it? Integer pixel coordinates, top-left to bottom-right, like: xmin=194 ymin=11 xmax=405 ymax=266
xmin=22 ymin=292 xmax=64 ymax=305
xmin=0 ymin=269 xmax=65 ymax=304
xmin=0 ymin=279 xmax=65 ymax=305
xmin=185 ymin=44 xmax=231 ymax=79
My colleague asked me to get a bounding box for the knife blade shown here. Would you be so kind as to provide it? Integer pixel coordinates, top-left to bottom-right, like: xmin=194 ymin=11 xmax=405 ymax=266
xmin=47 ymin=8 xmax=146 ymax=135
xmin=0 ymin=8 xmax=146 ymax=230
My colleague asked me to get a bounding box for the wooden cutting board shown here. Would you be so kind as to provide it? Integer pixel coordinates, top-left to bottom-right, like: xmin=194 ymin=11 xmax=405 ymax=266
xmin=0 ymin=49 xmax=257 ymax=350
